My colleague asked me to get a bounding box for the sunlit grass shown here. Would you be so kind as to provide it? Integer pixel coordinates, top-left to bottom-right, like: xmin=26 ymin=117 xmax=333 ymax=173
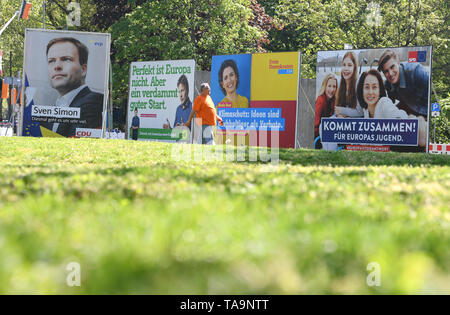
xmin=0 ymin=137 xmax=449 ymax=294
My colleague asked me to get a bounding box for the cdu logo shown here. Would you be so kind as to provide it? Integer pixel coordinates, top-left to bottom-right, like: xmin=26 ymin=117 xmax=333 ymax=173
xmin=76 ymin=131 xmax=92 ymax=137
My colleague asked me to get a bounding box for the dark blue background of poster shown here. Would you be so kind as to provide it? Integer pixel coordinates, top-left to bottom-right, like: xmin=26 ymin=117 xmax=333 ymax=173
xmin=320 ymin=118 xmax=419 ymax=146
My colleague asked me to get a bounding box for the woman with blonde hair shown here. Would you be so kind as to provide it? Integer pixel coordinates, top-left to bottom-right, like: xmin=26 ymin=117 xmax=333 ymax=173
xmin=314 ymin=73 xmax=338 ymax=138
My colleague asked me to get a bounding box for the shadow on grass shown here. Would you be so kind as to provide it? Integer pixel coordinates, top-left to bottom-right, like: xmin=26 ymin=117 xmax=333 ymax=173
xmin=5 ymin=165 xmax=234 ymax=200
xmin=169 ymin=144 xmax=449 ymax=167
xmin=247 ymin=147 xmax=450 ymax=167
xmin=81 ymin=253 xmax=236 ymax=294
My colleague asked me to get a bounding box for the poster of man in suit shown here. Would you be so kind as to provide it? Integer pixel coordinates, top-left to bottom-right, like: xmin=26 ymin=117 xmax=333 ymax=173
xmin=21 ymin=29 xmax=111 ymax=138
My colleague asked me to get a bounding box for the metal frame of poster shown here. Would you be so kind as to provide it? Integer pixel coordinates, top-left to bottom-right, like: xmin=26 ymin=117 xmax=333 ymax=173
xmin=210 ymin=52 xmax=301 ymax=149
xmin=126 ymin=59 xmax=196 ymax=143
xmin=315 ymin=46 xmax=432 ymax=153
xmin=20 ymin=29 xmax=111 ymax=138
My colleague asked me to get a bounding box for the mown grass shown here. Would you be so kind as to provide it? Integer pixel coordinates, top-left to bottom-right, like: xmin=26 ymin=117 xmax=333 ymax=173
xmin=0 ymin=137 xmax=449 ymax=294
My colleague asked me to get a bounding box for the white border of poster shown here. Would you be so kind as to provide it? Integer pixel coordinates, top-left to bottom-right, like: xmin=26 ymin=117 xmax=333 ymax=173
xmin=315 ymin=46 xmax=432 ymax=153
xmin=20 ymin=29 xmax=111 ymax=138
xmin=126 ymin=59 xmax=196 ymax=142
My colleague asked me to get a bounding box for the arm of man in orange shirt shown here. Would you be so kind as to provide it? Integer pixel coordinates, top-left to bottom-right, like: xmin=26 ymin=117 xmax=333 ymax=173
xmin=185 ymin=108 xmax=196 ymax=128
xmin=217 ymin=115 xmax=223 ymax=126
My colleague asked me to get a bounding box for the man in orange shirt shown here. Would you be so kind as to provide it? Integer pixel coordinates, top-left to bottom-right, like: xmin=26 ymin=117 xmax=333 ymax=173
xmin=185 ymin=83 xmax=223 ymax=144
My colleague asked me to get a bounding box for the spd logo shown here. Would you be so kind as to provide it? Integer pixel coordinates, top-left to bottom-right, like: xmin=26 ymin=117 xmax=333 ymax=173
xmin=408 ymin=51 xmax=417 ymax=63
xmin=408 ymin=51 xmax=426 ymax=63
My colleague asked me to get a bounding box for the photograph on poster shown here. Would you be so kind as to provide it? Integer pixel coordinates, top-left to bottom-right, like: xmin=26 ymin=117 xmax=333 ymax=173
xmin=315 ymin=46 xmax=431 ymax=152
xmin=22 ymin=29 xmax=111 ymax=138
xmin=126 ymin=59 xmax=195 ymax=142
xmin=210 ymin=52 xmax=300 ymax=148
xmin=210 ymin=54 xmax=252 ymax=109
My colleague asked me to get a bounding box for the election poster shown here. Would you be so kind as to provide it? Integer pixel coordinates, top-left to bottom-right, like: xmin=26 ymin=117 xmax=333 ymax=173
xmin=21 ymin=29 xmax=111 ymax=138
xmin=210 ymin=52 xmax=301 ymax=148
xmin=315 ymin=46 xmax=432 ymax=152
xmin=126 ymin=59 xmax=195 ymax=142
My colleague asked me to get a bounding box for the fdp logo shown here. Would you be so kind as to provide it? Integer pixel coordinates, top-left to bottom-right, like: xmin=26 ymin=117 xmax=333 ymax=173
xmin=408 ymin=51 xmax=426 ymax=63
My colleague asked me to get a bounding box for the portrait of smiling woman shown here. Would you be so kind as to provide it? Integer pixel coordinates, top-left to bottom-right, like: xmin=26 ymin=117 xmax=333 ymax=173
xmin=314 ymin=73 xmax=337 ymax=138
xmin=217 ymin=59 xmax=249 ymax=108
xmin=335 ymin=51 xmax=363 ymax=118
xmin=357 ymin=68 xmax=427 ymax=147
xmin=357 ymin=69 xmax=407 ymax=119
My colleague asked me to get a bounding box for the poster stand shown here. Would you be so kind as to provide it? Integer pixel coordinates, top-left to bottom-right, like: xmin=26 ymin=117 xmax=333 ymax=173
xmin=4 ymin=110 xmax=15 ymax=137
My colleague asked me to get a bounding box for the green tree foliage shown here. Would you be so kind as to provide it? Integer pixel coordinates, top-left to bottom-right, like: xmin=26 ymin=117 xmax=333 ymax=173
xmin=430 ymin=96 xmax=450 ymax=144
xmin=110 ymin=0 xmax=266 ymax=109
xmin=90 ymin=0 xmax=146 ymax=31
xmin=0 ymin=0 xmax=97 ymax=76
xmin=1 ymin=0 xmax=45 ymax=76
xmin=248 ymin=0 xmax=279 ymax=50
xmin=263 ymin=0 xmax=449 ymax=142
xmin=267 ymin=0 xmax=448 ymax=89
xmin=1 ymin=0 xmax=447 ymax=140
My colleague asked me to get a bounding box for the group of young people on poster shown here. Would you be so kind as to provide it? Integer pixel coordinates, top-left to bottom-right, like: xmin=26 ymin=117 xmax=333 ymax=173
xmin=18 ymin=28 xmax=432 ymax=153
xmin=315 ymin=47 xmax=431 ymax=151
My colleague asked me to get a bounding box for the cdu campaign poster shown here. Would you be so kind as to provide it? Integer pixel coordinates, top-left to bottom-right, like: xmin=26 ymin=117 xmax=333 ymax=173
xmin=126 ymin=59 xmax=195 ymax=142
xmin=21 ymin=29 xmax=111 ymax=138
xmin=210 ymin=52 xmax=301 ymax=148
xmin=315 ymin=46 xmax=432 ymax=152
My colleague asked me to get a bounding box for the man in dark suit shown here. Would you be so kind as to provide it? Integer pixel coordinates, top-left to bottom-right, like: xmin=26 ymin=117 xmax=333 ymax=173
xmin=44 ymin=37 xmax=103 ymax=137
xmin=131 ymin=108 xmax=140 ymax=140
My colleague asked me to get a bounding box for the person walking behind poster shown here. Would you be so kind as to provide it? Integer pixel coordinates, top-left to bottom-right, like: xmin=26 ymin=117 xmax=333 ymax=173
xmin=131 ymin=108 xmax=140 ymax=140
xmin=185 ymin=83 xmax=223 ymax=145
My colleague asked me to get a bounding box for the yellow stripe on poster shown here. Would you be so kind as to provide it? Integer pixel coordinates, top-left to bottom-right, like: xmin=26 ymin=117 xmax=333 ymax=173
xmin=250 ymin=52 xmax=300 ymax=101
xmin=40 ymin=126 xmax=65 ymax=138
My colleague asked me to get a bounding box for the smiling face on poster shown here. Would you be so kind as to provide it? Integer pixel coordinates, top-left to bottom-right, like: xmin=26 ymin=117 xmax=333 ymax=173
xmin=315 ymin=46 xmax=432 ymax=152
xmin=127 ymin=59 xmax=195 ymax=142
xmin=210 ymin=55 xmax=252 ymax=109
xmin=22 ymin=29 xmax=111 ymax=138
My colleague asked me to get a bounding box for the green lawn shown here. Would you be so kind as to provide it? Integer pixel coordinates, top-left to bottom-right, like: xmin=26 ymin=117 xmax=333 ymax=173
xmin=0 ymin=137 xmax=449 ymax=294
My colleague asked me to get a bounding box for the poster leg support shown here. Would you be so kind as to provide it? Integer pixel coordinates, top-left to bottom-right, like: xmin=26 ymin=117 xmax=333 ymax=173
xmin=433 ymin=117 xmax=436 ymax=144
xmin=4 ymin=110 xmax=15 ymax=137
